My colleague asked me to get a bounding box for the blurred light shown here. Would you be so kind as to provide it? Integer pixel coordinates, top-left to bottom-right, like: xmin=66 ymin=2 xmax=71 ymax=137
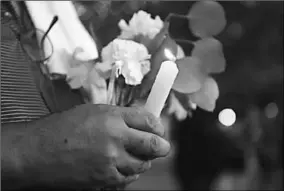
xmin=242 ymin=1 xmax=257 ymax=8
xmin=164 ymin=48 xmax=176 ymax=61
xmin=227 ymin=22 xmax=243 ymax=39
xmin=188 ymin=100 xmax=197 ymax=110
xmin=264 ymin=102 xmax=278 ymax=119
xmin=218 ymin=108 xmax=236 ymax=127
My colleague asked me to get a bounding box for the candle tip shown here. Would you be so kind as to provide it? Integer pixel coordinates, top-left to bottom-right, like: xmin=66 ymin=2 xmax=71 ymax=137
xmin=164 ymin=48 xmax=176 ymax=61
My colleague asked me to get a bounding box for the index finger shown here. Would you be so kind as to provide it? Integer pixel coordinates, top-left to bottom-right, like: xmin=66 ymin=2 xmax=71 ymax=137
xmin=121 ymin=107 xmax=165 ymax=137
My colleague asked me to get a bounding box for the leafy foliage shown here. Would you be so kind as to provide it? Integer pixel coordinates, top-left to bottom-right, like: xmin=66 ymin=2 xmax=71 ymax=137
xmin=167 ymin=0 xmax=227 ymax=118
xmin=173 ymin=57 xmax=205 ymax=94
xmin=188 ymin=77 xmax=219 ymax=112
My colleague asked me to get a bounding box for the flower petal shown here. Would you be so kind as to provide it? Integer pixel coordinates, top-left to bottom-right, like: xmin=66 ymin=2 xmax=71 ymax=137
xmin=121 ymin=60 xmax=144 ymax=85
xmin=189 ymin=76 xmax=219 ymax=112
xmin=89 ymin=84 xmax=107 ymax=104
xmin=118 ymin=10 xmax=163 ymax=41
xmin=95 ymin=62 xmax=112 ymax=79
xmin=172 ymin=56 xmax=206 ymax=94
xmin=67 ymin=64 xmax=89 ymax=89
xmin=118 ymin=19 xmax=135 ymax=39
xmin=140 ymin=60 xmax=151 ymax=76
xmin=192 ymin=37 xmax=226 ymax=74
xmin=100 ymin=39 xmax=151 ymax=85
xmin=85 ymin=67 xmax=108 ymax=104
xmin=177 ymin=45 xmax=185 ymax=59
xmin=167 ymin=92 xmax=188 ymax=121
xmin=101 ymin=41 xmax=116 ymax=65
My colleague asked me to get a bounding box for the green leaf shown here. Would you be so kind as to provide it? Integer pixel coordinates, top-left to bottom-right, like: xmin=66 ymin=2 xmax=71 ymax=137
xmin=172 ymin=56 xmax=206 ymax=94
xmin=192 ymin=37 xmax=226 ymax=74
xmin=189 ymin=76 xmax=219 ymax=112
xmin=188 ymin=0 xmax=226 ymax=38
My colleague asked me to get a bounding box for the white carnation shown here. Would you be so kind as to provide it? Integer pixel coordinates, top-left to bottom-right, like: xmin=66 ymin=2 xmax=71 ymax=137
xmin=118 ymin=10 xmax=164 ymax=40
xmin=101 ymin=38 xmax=151 ymax=85
xmin=176 ymin=45 xmax=185 ymax=59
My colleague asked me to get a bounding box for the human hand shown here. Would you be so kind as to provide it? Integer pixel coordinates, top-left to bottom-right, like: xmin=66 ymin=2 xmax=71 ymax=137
xmin=25 ymin=104 xmax=170 ymax=189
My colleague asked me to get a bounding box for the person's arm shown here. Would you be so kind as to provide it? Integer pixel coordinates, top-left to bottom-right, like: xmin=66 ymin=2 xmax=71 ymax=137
xmin=1 ymin=120 xmax=48 ymax=190
xmin=1 ymin=113 xmax=70 ymax=191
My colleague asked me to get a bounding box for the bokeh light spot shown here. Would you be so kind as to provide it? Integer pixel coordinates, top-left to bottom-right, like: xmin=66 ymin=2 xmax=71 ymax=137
xmin=218 ymin=108 xmax=236 ymax=127
xmin=264 ymin=102 xmax=278 ymax=119
xmin=227 ymin=22 xmax=243 ymax=39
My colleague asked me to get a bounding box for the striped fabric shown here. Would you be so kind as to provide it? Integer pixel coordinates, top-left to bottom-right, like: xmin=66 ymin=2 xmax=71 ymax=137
xmin=1 ymin=4 xmax=50 ymax=124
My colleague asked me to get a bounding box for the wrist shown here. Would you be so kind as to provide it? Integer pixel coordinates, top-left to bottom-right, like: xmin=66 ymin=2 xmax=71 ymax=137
xmin=1 ymin=112 xmax=81 ymax=189
xmin=1 ymin=121 xmax=40 ymax=188
xmin=1 ymin=113 xmax=66 ymax=189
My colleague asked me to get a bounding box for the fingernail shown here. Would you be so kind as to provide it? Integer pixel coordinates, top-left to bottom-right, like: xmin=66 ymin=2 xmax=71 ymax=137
xmin=151 ymin=136 xmax=171 ymax=156
xmin=160 ymin=138 xmax=171 ymax=156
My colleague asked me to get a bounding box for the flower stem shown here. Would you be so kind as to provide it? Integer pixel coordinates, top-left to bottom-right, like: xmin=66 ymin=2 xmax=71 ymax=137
xmin=165 ymin=13 xmax=188 ymax=22
xmin=107 ymin=66 xmax=117 ymax=105
xmin=90 ymin=86 xmax=97 ymax=104
xmin=118 ymin=82 xmax=125 ymax=106
xmin=174 ymin=38 xmax=194 ymax=45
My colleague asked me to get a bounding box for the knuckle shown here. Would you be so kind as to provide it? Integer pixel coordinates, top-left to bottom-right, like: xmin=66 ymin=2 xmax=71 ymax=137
xmin=105 ymin=145 xmax=119 ymax=164
xmin=146 ymin=115 xmax=164 ymax=135
xmin=125 ymin=107 xmax=141 ymax=119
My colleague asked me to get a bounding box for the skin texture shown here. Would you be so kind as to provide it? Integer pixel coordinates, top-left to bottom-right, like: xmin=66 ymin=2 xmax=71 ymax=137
xmin=1 ymin=104 xmax=170 ymax=190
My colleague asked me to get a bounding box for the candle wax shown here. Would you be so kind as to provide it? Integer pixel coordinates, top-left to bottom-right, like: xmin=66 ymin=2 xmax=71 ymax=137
xmin=145 ymin=60 xmax=179 ymax=117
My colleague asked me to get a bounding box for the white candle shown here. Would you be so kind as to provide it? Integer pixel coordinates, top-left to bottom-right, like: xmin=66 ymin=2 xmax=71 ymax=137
xmin=145 ymin=49 xmax=179 ymax=117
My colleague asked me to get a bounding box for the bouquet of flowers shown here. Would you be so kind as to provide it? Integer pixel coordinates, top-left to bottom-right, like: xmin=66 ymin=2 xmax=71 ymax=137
xmin=57 ymin=0 xmax=227 ymax=120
